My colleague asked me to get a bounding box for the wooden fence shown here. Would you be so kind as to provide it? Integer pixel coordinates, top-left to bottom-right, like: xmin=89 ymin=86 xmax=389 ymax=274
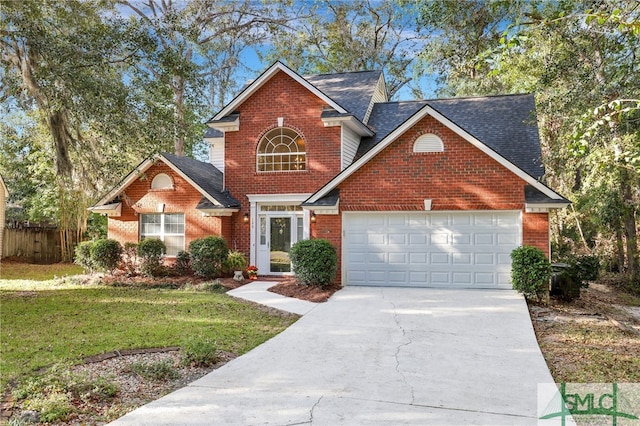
xmin=2 ymin=228 xmax=68 ymax=263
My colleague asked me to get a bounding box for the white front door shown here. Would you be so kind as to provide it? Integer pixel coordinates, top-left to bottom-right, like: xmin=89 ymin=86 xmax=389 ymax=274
xmin=256 ymin=207 xmax=305 ymax=275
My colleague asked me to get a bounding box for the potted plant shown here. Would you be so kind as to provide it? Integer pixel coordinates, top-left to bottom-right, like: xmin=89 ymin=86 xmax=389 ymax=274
xmin=246 ymin=265 xmax=258 ymax=280
xmin=226 ymin=251 xmax=248 ymax=282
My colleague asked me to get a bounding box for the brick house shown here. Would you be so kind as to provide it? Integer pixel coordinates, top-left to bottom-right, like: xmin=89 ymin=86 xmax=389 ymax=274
xmin=91 ymin=62 xmax=568 ymax=288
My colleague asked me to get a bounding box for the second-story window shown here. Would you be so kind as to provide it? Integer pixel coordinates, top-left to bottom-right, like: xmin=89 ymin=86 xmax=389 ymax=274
xmin=257 ymin=127 xmax=306 ymax=172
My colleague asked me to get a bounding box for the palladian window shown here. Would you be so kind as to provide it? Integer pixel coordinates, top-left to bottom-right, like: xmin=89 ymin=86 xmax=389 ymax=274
xmin=257 ymin=127 xmax=306 ymax=172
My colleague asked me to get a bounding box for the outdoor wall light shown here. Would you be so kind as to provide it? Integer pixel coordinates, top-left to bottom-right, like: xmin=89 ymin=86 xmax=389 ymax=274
xmin=243 ymin=212 xmax=249 ymax=223
xmin=311 ymin=212 xmax=317 ymax=223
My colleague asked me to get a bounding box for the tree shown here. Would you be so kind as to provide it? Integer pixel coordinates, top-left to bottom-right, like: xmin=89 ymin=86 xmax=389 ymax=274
xmin=262 ymin=0 xmax=424 ymax=99
xmin=413 ymin=0 xmax=528 ymax=97
xmin=1 ymin=0 xmax=160 ymax=260
xmin=120 ymin=0 xmax=289 ymax=156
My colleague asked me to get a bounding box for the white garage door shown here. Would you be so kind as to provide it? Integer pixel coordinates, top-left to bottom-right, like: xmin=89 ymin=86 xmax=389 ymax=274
xmin=343 ymin=212 xmax=521 ymax=288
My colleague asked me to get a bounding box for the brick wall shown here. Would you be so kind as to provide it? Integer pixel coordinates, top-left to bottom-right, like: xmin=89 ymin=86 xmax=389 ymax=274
xmin=107 ymin=162 xmax=227 ymax=251
xmin=522 ymin=212 xmax=550 ymax=257
xmin=339 ymin=115 xmax=526 ymax=211
xmin=224 ymin=70 xmax=342 ymax=254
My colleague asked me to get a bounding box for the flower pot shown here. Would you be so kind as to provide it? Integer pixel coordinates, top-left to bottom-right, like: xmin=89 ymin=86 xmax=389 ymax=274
xmin=249 ymin=275 xmax=258 ymax=280
xmin=233 ymin=271 xmax=244 ymax=282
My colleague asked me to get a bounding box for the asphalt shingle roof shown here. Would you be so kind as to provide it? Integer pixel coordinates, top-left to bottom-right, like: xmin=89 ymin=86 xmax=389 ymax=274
xmin=359 ymin=94 xmax=545 ymax=180
xmin=162 ymin=153 xmax=240 ymax=209
xmin=306 ymin=70 xmax=383 ymax=123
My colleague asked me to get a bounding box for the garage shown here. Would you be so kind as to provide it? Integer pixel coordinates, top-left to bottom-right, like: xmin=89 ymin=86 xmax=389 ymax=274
xmin=343 ymin=211 xmax=521 ymax=288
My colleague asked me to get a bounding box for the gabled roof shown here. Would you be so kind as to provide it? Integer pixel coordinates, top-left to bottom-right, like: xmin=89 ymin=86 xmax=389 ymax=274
xmin=92 ymin=153 xmax=239 ymax=210
xmin=306 ymin=70 xmax=383 ymax=123
xmin=359 ymin=94 xmax=544 ymax=179
xmin=208 ymin=62 xmax=348 ymax=124
xmin=306 ymin=93 xmax=565 ymax=204
xmin=161 ymin=153 xmax=240 ymax=209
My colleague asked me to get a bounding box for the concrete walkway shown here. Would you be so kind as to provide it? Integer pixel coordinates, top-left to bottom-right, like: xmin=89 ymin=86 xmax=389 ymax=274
xmin=227 ymin=281 xmax=319 ymax=315
xmin=111 ymin=286 xmax=555 ymax=425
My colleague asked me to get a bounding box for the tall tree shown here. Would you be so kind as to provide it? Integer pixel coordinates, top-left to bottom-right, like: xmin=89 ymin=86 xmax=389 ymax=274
xmin=1 ymin=0 xmax=159 ymax=259
xmin=120 ymin=0 xmax=288 ymax=156
xmin=262 ymin=0 xmax=424 ymax=99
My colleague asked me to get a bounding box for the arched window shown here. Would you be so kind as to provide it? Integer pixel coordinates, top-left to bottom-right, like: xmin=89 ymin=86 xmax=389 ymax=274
xmin=257 ymin=128 xmax=306 ymax=172
xmin=413 ymin=134 xmax=444 ymax=153
xmin=151 ymin=173 xmax=173 ymax=189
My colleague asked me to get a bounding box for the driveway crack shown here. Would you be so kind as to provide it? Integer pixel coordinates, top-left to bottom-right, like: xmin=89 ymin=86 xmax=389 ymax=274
xmin=381 ymin=288 xmax=415 ymax=405
xmin=309 ymin=395 xmax=323 ymax=424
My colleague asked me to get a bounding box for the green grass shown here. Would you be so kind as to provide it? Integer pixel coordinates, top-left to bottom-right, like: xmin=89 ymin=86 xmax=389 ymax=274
xmin=0 ymin=261 xmax=84 ymax=281
xmin=0 ymin=275 xmax=297 ymax=390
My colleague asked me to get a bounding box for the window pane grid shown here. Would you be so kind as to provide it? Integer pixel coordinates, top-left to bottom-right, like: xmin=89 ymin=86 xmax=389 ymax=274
xmin=140 ymin=213 xmax=185 ymax=256
xmin=257 ymin=128 xmax=306 ymax=172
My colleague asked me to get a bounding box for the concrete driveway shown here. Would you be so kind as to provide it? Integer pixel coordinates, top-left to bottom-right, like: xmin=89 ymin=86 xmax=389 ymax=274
xmin=111 ymin=287 xmax=554 ymax=425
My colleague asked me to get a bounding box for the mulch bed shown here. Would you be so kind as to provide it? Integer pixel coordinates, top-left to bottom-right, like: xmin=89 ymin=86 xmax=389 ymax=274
xmin=267 ymin=277 xmax=341 ymax=303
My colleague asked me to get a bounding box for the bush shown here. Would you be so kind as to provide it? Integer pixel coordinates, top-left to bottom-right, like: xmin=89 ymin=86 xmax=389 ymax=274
xmin=289 ymin=239 xmax=337 ymax=287
xmin=224 ymin=250 xmax=248 ymax=272
xmin=572 ymin=255 xmax=600 ymax=283
xmin=137 ymin=238 xmax=166 ymax=278
xmin=182 ymin=338 xmax=219 ymax=367
xmin=128 ymin=360 xmax=178 ymax=381
xmin=189 ymin=236 xmax=229 ymax=278
xmin=74 ymin=241 xmax=95 ymax=273
xmin=550 ymin=255 xmax=600 ymax=302
xmin=510 ymin=246 xmax=551 ymax=302
xmin=90 ymin=239 xmax=123 ymax=274
xmin=174 ymin=250 xmax=191 ymax=275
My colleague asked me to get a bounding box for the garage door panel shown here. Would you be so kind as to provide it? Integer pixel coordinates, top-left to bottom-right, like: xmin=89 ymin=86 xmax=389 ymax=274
xmin=452 ymin=272 xmax=472 ymax=284
xmin=475 ymin=234 xmax=494 ymax=245
xmin=388 ymin=252 xmax=407 ymax=264
xmin=430 ymin=271 xmax=450 ymax=284
xmin=474 ymin=272 xmax=495 ymax=284
xmin=344 ymin=211 xmax=521 ymax=288
xmin=430 ymin=252 xmax=450 ymax=264
xmin=497 ymin=233 xmax=518 ymax=245
xmin=475 ymin=253 xmax=495 ymax=265
xmin=452 ymin=253 xmax=472 ymax=264
xmin=453 ymin=233 xmax=471 ymax=246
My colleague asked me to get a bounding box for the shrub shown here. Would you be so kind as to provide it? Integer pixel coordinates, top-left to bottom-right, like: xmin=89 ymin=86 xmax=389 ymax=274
xmin=137 ymin=238 xmax=166 ymax=278
xmin=182 ymin=338 xmax=219 ymax=367
xmin=225 ymin=250 xmax=248 ymax=272
xmin=510 ymin=246 xmax=551 ymax=302
xmin=572 ymin=255 xmax=600 ymax=283
xmin=128 ymin=359 xmax=178 ymax=381
xmin=550 ymin=255 xmax=601 ymax=302
xmin=74 ymin=241 xmax=95 ymax=273
xmin=189 ymin=236 xmax=229 ymax=278
xmin=174 ymin=250 xmax=191 ymax=275
xmin=90 ymin=239 xmax=123 ymax=274
xmin=289 ymin=239 xmax=337 ymax=287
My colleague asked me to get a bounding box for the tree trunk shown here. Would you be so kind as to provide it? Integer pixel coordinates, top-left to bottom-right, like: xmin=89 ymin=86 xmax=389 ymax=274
xmin=621 ymin=174 xmax=639 ymax=288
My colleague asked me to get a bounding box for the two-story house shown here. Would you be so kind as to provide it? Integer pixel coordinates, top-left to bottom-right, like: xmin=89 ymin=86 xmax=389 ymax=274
xmin=91 ymin=61 xmax=568 ymax=288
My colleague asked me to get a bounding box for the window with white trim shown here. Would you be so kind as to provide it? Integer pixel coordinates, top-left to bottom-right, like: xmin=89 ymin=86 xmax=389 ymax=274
xmin=413 ymin=134 xmax=444 ymax=153
xmin=257 ymin=127 xmax=306 ymax=171
xmin=140 ymin=213 xmax=185 ymax=256
xmin=151 ymin=173 xmax=173 ymax=189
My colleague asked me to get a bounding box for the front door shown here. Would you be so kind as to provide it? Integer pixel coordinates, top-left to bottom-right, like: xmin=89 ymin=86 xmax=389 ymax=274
xmin=256 ymin=208 xmax=305 ymax=275
xmin=269 ymin=217 xmax=292 ymax=273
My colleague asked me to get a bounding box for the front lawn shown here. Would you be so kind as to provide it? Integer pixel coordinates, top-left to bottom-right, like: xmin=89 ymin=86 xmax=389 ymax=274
xmin=0 ymin=267 xmax=297 ymax=392
xmin=0 ymin=261 xmax=83 ymax=281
